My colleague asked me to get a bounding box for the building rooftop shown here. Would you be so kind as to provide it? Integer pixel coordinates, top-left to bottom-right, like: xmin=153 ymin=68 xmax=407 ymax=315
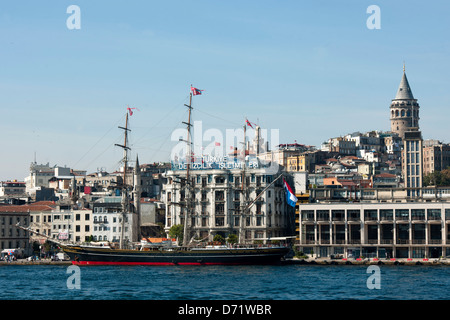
xmin=0 ymin=204 xmax=54 ymax=213
xmin=394 ymin=70 xmax=415 ymax=100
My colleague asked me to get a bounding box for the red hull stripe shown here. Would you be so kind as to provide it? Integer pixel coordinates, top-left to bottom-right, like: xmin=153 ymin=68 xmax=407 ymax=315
xmin=72 ymin=261 xmax=242 ymax=266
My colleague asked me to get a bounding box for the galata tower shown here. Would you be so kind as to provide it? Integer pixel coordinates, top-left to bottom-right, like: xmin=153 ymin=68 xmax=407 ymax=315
xmin=390 ymin=65 xmax=420 ymax=139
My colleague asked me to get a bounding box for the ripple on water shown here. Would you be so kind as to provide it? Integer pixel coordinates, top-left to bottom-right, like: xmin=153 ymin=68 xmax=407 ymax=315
xmin=1 ymin=264 xmax=449 ymax=300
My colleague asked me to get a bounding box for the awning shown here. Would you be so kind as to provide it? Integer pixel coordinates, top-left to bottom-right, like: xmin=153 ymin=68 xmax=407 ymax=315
xmin=1 ymin=249 xmax=16 ymax=255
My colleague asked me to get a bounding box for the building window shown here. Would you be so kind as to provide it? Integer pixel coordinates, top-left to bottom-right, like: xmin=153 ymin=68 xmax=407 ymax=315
xmin=215 ymin=217 xmax=224 ymax=226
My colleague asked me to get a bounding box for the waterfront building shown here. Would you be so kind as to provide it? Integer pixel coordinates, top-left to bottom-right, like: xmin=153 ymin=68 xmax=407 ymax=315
xmin=0 ymin=204 xmax=42 ymax=256
xmin=48 ymin=205 xmax=93 ymax=244
xmin=28 ymin=201 xmax=57 ymax=245
xmin=91 ymin=197 xmax=139 ymax=246
xmin=163 ymin=159 xmax=295 ymax=243
xmin=92 ymin=200 xmax=124 ymax=243
xmin=140 ymin=199 xmax=166 ymax=237
xmin=296 ymin=201 xmax=450 ymax=259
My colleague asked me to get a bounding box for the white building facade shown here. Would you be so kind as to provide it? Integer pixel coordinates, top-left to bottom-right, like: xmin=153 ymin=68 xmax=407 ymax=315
xmin=163 ymin=164 xmax=295 ymax=244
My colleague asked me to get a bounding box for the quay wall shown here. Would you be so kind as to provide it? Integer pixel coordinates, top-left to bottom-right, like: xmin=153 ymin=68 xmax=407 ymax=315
xmin=285 ymin=258 xmax=450 ymax=266
xmin=0 ymin=260 xmax=71 ymax=266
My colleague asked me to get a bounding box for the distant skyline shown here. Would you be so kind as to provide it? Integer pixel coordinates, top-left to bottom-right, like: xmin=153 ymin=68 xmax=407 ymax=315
xmin=1 ymin=1 xmax=450 ymax=181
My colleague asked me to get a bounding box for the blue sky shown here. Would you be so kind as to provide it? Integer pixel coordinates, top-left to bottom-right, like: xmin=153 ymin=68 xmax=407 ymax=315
xmin=1 ymin=1 xmax=450 ymax=181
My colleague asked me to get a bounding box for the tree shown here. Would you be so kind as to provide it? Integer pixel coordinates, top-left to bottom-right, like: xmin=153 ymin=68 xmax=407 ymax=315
xmin=227 ymin=234 xmax=238 ymax=245
xmin=168 ymin=224 xmax=184 ymax=245
xmin=423 ymin=168 xmax=450 ymax=186
xmin=213 ymin=234 xmax=225 ymax=244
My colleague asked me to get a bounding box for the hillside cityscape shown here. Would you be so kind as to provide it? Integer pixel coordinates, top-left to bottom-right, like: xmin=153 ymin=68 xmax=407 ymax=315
xmin=2 ymin=67 xmax=450 ymax=261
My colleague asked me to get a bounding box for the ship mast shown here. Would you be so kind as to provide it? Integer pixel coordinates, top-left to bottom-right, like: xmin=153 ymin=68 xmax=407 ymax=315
xmin=182 ymin=90 xmax=193 ymax=247
xmin=238 ymin=121 xmax=247 ymax=244
xmin=115 ymin=112 xmax=131 ymax=249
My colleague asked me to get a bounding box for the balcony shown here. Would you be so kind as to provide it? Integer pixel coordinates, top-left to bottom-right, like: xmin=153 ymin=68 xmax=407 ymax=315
xmin=93 ymin=219 xmax=108 ymax=224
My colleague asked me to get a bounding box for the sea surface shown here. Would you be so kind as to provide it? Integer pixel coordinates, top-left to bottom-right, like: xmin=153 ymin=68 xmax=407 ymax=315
xmin=0 ymin=264 xmax=449 ymax=300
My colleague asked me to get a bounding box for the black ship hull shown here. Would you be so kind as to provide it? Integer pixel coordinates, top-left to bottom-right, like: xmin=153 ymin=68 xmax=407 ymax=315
xmin=63 ymin=245 xmax=290 ymax=266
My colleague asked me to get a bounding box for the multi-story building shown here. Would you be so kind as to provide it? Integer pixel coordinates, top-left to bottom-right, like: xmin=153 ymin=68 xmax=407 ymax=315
xmin=139 ymin=162 xmax=170 ymax=198
xmin=91 ymin=196 xmax=140 ymax=246
xmin=84 ymin=171 xmax=123 ymax=192
xmin=70 ymin=208 xmax=92 ymax=243
xmin=287 ymin=154 xmax=310 ymax=173
xmin=258 ymin=143 xmax=312 ymax=169
xmin=163 ymin=160 xmax=295 ymax=243
xmin=92 ymin=201 xmax=124 ymax=244
xmin=24 ymin=162 xmax=55 ymax=194
xmin=383 ymin=133 xmax=402 ymax=160
xmin=402 ymin=130 xmax=423 ymax=197
xmin=321 ymin=137 xmax=356 ymax=156
xmin=0 ymin=204 xmax=39 ymax=256
xmin=423 ymin=141 xmax=450 ymax=176
xmin=28 ymin=201 xmax=93 ymax=245
xmin=346 ymin=131 xmax=384 ymax=153
xmin=28 ymin=202 xmax=57 ymax=245
xmin=297 ymin=201 xmax=450 ymax=259
xmin=287 ymin=150 xmax=337 ymax=174
xmin=0 ymin=181 xmax=27 ymax=198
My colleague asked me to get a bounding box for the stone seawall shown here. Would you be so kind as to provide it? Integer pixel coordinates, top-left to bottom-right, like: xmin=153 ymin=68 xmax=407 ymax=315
xmin=0 ymin=260 xmax=72 ymax=266
xmin=284 ymin=258 xmax=450 ymax=266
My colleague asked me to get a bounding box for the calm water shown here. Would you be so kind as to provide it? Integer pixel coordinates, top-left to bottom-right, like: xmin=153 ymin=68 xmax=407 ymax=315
xmin=0 ymin=264 xmax=449 ymax=300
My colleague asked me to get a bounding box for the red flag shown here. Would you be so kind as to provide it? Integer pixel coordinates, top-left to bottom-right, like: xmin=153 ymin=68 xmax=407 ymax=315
xmin=127 ymin=107 xmax=140 ymax=116
xmin=191 ymin=86 xmax=204 ymax=96
xmin=246 ymin=119 xmax=254 ymax=129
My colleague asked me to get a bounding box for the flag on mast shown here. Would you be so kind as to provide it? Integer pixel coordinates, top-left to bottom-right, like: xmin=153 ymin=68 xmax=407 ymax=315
xmin=127 ymin=107 xmax=140 ymax=116
xmin=283 ymin=178 xmax=298 ymax=207
xmin=190 ymin=86 xmax=204 ymax=96
xmin=245 ymin=119 xmax=254 ymax=129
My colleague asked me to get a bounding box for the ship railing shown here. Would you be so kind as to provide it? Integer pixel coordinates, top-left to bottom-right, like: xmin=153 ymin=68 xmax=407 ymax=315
xmin=192 ymin=243 xmax=288 ymax=249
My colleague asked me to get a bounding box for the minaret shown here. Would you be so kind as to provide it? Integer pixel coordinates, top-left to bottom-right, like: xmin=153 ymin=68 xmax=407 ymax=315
xmin=133 ymin=155 xmax=141 ymax=241
xmin=390 ymin=64 xmax=420 ymax=139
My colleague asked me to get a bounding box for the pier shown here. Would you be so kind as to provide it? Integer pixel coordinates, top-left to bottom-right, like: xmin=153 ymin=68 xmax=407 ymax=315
xmin=284 ymin=257 xmax=450 ymax=266
xmin=0 ymin=259 xmax=71 ymax=266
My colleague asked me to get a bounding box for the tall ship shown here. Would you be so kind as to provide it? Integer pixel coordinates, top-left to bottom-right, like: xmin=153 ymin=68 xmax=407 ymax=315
xmin=17 ymin=87 xmax=292 ymax=265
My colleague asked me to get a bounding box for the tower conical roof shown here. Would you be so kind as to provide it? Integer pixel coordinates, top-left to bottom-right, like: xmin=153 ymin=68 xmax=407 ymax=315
xmin=394 ymin=71 xmax=414 ymax=100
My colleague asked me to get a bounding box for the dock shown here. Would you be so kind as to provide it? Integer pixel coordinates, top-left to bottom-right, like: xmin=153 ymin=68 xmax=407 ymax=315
xmin=284 ymin=257 xmax=450 ymax=266
xmin=0 ymin=259 xmax=72 ymax=266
